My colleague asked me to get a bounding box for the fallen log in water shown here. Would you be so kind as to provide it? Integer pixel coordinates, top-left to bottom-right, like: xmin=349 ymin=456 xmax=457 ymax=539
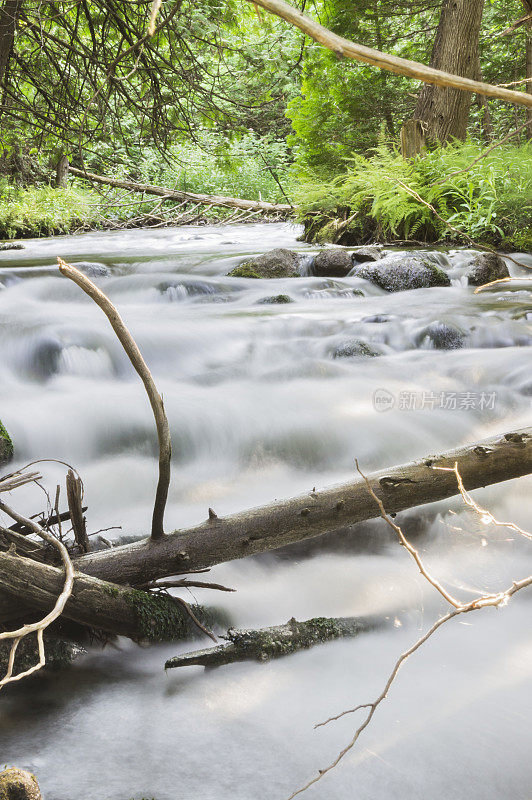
xmin=0 ymin=551 xmax=226 ymax=641
xmin=0 ymin=428 xmax=530 ymax=631
xmin=166 ymin=614 xmax=387 ymax=669
xmin=68 ymin=167 xmax=294 ymax=214
xmin=70 ymin=427 xmax=532 ymax=586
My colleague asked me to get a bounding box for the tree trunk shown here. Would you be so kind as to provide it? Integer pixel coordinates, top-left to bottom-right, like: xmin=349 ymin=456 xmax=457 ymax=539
xmin=523 ymin=1 xmax=532 ymax=137
xmin=0 ymin=0 xmax=21 ymax=88
xmin=0 ymin=551 xmax=219 ymax=641
xmin=68 ymin=167 xmax=293 ymax=213
xmin=414 ymin=0 xmax=485 ymax=144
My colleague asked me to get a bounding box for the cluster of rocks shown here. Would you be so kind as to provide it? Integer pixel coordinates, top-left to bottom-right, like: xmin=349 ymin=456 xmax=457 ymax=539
xmin=227 ymin=247 xmax=509 ymax=291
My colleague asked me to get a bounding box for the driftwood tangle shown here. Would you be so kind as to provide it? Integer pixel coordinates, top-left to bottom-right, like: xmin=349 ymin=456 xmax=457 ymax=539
xmin=0 ymin=428 xmax=529 ymax=634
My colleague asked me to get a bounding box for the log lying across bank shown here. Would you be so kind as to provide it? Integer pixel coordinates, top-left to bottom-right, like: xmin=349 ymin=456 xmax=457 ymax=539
xmin=68 ymin=167 xmax=294 ymax=214
xmin=72 ymin=427 xmax=531 ymax=586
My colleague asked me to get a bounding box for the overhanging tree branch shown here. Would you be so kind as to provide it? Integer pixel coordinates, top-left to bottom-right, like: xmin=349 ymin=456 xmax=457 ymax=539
xmin=240 ymin=0 xmax=532 ymax=109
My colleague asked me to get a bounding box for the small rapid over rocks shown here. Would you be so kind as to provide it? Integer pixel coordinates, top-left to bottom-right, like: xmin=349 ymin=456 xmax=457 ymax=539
xmin=0 ymin=223 xmax=531 ymax=800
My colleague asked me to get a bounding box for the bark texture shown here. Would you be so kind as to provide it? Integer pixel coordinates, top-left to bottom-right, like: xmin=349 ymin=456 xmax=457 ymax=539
xmin=0 ymin=551 xmax=215 ymax=640
xmin=69 ymin=427 xmax=532 ymax=587
xmin=524 ymin=0 xmax=532 ymax=137
xmin=166 ymin=615 xmax=385 ymax=669
xmin=415 ymin=0 xmax=486 ymax=143
xmin=0 ymin=0 xmax=21 ymax=87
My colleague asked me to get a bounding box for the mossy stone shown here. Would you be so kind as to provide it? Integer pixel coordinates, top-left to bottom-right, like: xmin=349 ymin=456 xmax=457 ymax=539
xmin=228 ymin=248 xmax=300 ymax=279
xmin=0 ymin=419 xmax=13 ymax=465
xmin=333 ymin=339 xmax=379 ymax=359
xmin=0 ymin=768 xmax=42 ymax=800
xmin=466 ymin=253 xmax=510 ymax=287
xmin=256 ymin=294 xmax=294 ymax=304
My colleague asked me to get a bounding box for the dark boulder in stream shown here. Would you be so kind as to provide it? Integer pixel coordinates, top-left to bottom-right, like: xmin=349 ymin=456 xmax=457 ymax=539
xmin=311 ymin=248 xmax=353 ymax=277
xmin=353 ymin=254 xmax=451 ymax=292
xmin=466 ymin=253 xmax=509 ymax=286
xmin=228 ymin=248 xmax=300 ymax=278
xmin=416 ymin=322 xmax=465 ymax=350
xmin=311 ymin=246 xmax=381 ymax=277
xmin=256 ymin=294 xmax=294 ymax=304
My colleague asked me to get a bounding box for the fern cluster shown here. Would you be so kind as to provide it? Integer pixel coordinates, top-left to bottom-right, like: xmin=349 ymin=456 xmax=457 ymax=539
xmin=295 ymin=140 xmax=532 ymax=250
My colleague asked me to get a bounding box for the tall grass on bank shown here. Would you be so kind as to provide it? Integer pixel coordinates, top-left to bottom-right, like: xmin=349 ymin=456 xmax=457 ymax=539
xmin=0 ymin=182 xmax=99 ymax=238
xmin=295 ymin=141 xmax=532 ymax=250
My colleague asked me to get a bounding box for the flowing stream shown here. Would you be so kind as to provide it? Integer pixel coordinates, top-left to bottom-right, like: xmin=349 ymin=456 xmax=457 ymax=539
xmin=0 ymin=223 xmax=531 ymax=800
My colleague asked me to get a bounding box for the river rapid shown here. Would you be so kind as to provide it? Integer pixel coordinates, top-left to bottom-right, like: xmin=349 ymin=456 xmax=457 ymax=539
xmin=0 ymin=223 xmax=531 ymax=800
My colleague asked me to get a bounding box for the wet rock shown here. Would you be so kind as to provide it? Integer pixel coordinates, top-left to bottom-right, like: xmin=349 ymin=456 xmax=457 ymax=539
xmin=0 ymin=419 xmax=13 ymax=465
xmin=351 ymin=246 xmax=382 ymax=264
xmin=466 ymin=253 xmax=509 ymax=287
xmin=159 ymin=279 xmax=219 ymax=299
xmin=0 ymin=242 xmax=24 ymax=251
xmin=332 ymin=339 xmax=380 ymax=359
xmin=74 ymin=261 xmax=110 ymax=277
xmin=311 ymin=249 xmax=353 ymax=277
xmin=417 ymin=322 xmax=465 ymax=350
xmin=228 ymin=248 xmax=300 ymax=279
xmin=257 ymin=294 xmax=294 ymax=304
xmin=29 ymin=338 xmax=62 ymax=379
xmin=362 ymin=314 xmax=392 ymax=323
xmin=0 ymin=768 xmax=42 ymax=800
xmin=353 ymin=254 xmax=451 ymax=292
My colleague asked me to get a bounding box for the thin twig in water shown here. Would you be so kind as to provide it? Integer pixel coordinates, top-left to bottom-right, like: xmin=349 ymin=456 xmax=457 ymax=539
xmin=284 ymin=461 xmax=532 ymax=799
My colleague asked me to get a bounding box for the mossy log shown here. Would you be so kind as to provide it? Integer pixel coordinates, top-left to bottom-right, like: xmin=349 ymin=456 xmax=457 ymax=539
xmin=0 ymin=428 xmax=530 ymax=633
xmin=166 ymin=614 xmax=385 ymax=669
xmin=0 ymin=551 xmax=225 ymax=641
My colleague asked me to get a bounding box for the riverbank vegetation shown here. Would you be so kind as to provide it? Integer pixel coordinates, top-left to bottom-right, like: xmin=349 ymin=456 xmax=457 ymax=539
xmin=297 ymin=140 xmax=532 ymax=250
xmin=0 ymin=0 xmax=530 ymax=246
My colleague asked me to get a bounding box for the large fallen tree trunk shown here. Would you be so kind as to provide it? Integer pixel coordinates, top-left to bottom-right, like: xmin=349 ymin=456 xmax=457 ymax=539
xmin=68 ymin=167 xmax=294 ymax=214
xmin=70 ymin=427 xmax=531 ymax=585
xmin=1 ymin=427 xmax=529 ymax=631
xmin=0 ymin=428 xmax=530 ymax=632
xmin=165 ymin=614 xmax=387 ymax=669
